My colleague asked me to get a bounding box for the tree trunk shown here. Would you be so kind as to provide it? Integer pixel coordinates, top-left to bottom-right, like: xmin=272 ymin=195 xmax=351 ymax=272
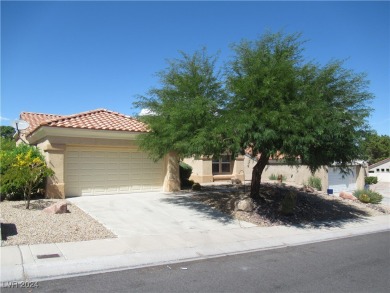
xmin=250 ymin=153 xmax=269 ymax=201
xmin=25 ymin=185 xmax=32 ymax=209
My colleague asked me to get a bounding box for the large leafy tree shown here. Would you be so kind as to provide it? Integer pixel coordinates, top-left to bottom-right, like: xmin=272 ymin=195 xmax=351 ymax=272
xmin=226 ymin=32 xmax=373 ymax=199
xmin=134 ymin=49 xmax=228 ymax=160
xmin=0 ymin=126 xmax=15 ymax=139
xmin=362 ymin=132 xmax=390 ymax=164
xmin=135 ymin=32 xmax=373 ymax=200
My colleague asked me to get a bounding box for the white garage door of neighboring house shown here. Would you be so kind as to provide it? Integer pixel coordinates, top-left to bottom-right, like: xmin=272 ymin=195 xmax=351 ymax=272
xmin=65 ymin=147 xmax=164 ymax=196
xmin=328 ymin=166 xmax=357 ymax=195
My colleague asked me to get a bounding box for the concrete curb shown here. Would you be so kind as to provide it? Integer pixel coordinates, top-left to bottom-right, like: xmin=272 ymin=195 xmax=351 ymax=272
xmin=1 ymin=215 xmax=389 ymax=285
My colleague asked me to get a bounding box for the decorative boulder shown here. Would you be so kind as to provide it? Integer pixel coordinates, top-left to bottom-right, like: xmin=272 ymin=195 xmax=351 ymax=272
xmin=339 ymin=191 xmax=357 ymax=201
xmin=43 ymin=201 xmax=68 ymax=214
xmin=236 ymin=198 xmax=254 ymax=212
xmin=303 ymin=186 xmax=315 ymax=193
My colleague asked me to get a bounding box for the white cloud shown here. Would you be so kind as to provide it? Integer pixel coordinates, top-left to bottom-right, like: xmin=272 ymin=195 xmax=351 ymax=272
xmin=139 ymin=108 xmax=156 ymax=116
xmin=0 ymin=116 xmax=10 ymax=121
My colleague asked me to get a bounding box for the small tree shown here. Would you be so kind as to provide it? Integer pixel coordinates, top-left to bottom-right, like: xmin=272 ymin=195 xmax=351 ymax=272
xmin=0 ymin=145 xmax=53 ymax=209
xmin=134 ymin=49 xmax=228 ymax=161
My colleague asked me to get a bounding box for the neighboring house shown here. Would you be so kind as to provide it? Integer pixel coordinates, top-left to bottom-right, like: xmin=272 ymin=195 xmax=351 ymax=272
xmin=18 ymin=109 xmax=180 ymax=198
xmin=368 ymin=158 xmax=390 ymax=182
xmin=185 ymin=154 xmax=366 ymax=194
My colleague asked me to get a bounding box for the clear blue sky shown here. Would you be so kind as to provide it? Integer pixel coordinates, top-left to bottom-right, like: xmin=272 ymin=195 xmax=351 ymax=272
xmin=1 ymin=1 xmax=389 ymax=135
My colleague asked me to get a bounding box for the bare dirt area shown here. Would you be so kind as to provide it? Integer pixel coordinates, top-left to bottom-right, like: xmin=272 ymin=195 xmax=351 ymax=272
xmin=191 ymin=183 xmax=390 ymax=228
xmin=0 ymin=199 xmax=116 ymax=247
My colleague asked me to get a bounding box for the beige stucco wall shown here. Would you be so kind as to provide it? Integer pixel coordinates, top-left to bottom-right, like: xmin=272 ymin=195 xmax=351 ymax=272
xmin=37 ymin=140 xmax=66 ymax=199
xmin=33 ymin=134 xmax=177 ymax=198
xmin=244 ymin=156 xmax=327 ymax=190
xmin=355 ymin=165 xmax=366 ymax=189
xmin=244 ymin=156 xmax=367 ymax=192
xmin=183 ymin=157 xmax=213 ymax=183
xmin=184 ymin=155 xmax=245 ymax=183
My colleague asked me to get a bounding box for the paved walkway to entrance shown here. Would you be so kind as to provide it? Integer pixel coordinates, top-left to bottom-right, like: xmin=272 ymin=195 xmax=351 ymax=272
xmin=68 ymin=192 xmax=255 ymax=238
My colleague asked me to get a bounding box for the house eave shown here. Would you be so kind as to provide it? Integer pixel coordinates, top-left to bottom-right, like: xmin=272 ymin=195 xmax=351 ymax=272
xmin=26 ymin=126 xmax=143 ymax=144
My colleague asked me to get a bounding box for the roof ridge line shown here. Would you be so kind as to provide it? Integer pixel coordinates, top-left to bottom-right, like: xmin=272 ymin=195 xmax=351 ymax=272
xmin=39 ymin=108 xmax=108 ymax=126
xmin=20 ymin=111 xmax=64 ymax=117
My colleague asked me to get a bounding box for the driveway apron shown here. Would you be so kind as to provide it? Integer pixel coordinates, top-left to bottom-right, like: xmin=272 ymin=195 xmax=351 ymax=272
xmin=68 ymin=192 xmax=255 ymax=238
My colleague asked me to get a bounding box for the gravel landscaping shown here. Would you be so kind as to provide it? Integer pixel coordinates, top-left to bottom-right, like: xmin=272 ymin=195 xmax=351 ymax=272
xmin=1 ymin=199 xmax=116 ymax=247
xmin=191 ymin=182 xmax=390 ymax=228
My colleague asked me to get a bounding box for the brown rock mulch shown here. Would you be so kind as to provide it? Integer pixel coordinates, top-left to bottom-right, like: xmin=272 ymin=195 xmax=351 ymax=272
xmin=191 ymin=183 xmax=390 ymax=228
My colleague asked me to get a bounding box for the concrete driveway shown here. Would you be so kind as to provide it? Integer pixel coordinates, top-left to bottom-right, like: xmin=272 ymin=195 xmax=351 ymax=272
xmin=68 ymin=192 xmax=255 ymax=238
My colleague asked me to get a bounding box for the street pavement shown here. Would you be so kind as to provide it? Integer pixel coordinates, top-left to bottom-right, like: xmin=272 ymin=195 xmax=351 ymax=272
xmin=5 ymin=232 xmax=388 ymax=293
xmin=1 ymin=191 xmax=389 ymax=285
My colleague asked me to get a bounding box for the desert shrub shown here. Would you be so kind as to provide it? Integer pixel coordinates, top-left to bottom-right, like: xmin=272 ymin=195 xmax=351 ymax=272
xmin=0 ymin=137 xmax=16 ymax=151
xmin=365 ymin=176 xmax=378 ymax=185
xmin=353 ymin=189 xmax=383 ymax=204
xmin=359 ymin=193 xmax=370 ymax=203
xmin=269 ymin=174 xmax=287 ymax=182
xmin=192 ymin=183 xmax=201 ymax=191
xmin=269 ymin=174 xmax=277 ymax=180
xmin=308 ymin=176 xmax=322 ymax=191
xmin=0 ymin=144 xmax=53 ymax=208
xmin=179 ymin=161 xmax=193 ymax=189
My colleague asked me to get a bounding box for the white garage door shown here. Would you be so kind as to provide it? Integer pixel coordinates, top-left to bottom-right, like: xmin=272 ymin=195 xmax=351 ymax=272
xmin=65 ymin=147 xmax=164 ymax=196
xmin=328 ymin=166 xmax=357 ymax=195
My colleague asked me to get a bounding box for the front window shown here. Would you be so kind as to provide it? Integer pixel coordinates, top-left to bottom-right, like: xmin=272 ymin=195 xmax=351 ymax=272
xmin=212 ymin=154 xmax=232 ymax=174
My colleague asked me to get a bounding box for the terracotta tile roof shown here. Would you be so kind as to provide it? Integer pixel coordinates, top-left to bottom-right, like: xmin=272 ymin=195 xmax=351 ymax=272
xmin=20 ymin=109 xmax=148 ymax=136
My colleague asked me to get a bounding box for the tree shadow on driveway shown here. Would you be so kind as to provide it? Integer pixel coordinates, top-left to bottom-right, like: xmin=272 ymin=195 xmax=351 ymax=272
xmin=160 ymin=195 xmax=237 ymax=225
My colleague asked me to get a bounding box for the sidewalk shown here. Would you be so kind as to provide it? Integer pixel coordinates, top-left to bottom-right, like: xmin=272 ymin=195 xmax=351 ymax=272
xmin=1 ymin=214 xmax=389 ymax=284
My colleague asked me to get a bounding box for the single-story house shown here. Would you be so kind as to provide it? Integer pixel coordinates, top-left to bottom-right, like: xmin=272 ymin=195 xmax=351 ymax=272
xmin=18 ymin=109 xmax=180 ymax=198
xmin=368 ymin=158 xmax=390 ymax=182
xmin=185 ymin=154 xmax=366 ymax=194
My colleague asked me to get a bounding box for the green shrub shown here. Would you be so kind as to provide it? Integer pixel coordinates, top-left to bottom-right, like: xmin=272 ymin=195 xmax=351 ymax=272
xmin=269 ymin=174 xmax=287 ymax=182
xmin=192 ymin=183 xmax=201 ymax=191
xmin=365 ymin=176 xmax=378 ymax=185
xmin=308 ymin=176 xmax=322 ymax=191
xmin=0 ymin=144 xmax=53 ymax=208
xmin=359 ymin=193 xmax=370 ymax=203
xmin=353 ymin=189 xmax=383 ymax=204
xmin=269 ymin=174 xmax=277 ymax=180
xmin=179 ymin=161 xmax=193 ymax=189
xmin=0 ymin=137 xmax=16 ymax=151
